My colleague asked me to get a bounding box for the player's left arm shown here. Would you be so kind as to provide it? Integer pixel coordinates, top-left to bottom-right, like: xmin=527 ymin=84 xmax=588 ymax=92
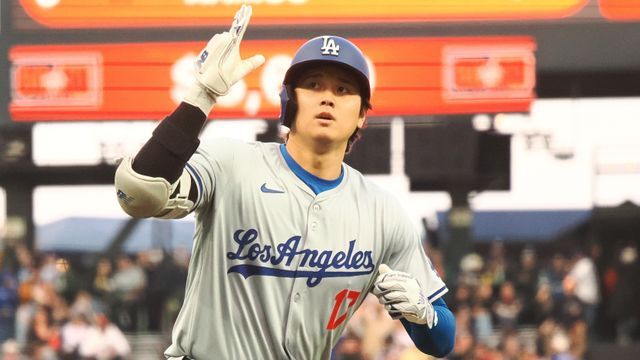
xmin=372 ymin=198 xmax=455 ymax=357
xmin=372 ymin=264 xmax=455 ymax=357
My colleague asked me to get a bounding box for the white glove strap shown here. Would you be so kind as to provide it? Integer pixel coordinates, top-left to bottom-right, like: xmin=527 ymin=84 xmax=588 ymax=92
xmin=372 ymin=264 xmax=439 ymax=329
xmin=406 ymin=298 xmax=438 ymax=329
xmin=183 ymin=83 xmax=216 ymax=115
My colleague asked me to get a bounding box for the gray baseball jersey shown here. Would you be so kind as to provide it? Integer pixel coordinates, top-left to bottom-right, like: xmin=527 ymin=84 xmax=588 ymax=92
xmin=165 ymin=138 xmax=447 ymax=360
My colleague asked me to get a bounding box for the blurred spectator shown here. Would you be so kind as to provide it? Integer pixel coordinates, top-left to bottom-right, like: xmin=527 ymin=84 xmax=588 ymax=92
xmin=70 ymin=290 xmax=102 ymax=321
xmin=557 ymin=278 xmax=583 ymax=325
xmin=492 ymin=281 xmax=522 ymax=330
xmin=333 ymin=331 xmax=365 ymax=360
xmin=498 ymin=330 xmax=523 ymax=360
xmin=607 ymin=245 xmax=640 ymax=346
xmin=473 ymin=342 xmax=501 ymax=360
xmin=27 ymin=305 xmax=61 ymax=359
xmin=452 ymin=284 xmax=473 ymax=313
xmin=92 ymin=258 xmax=114 ymax=299
xmin=56 ymin=258 xmax=83 ymax=304
xmin=1 ymin=239 xmax=21 ymax=273
xmin=60 ymin=311 xmax=90 ymax=359
xmin=531 ymin=283 xmax=555 ymax=325
xmin=539 ymin=254 xmax=567 ymax=301
xmin=566 ymin=249 xmax=600 ymax=330
xmin=14 ymin=266 xmax=51 ymax=349
xmin=470 ymin=281 xmax=494 ymax=344
xmin=78 ymin=312 xmax=131 ymax=360
xmin=15 ymin=244 xmax=35 ymax=284
xmin=382 ymin=321 xmax=427 ymax=360
xmin=111 ymin=254 xmax=146 ymax=331
xmin=162 ymin=248 xmax=190 ymax=332
xmin=471 ymin=300 xmax=493 ymax=346
xmin=346 ymin=295 xmax=395 ymax=359
xmin=91 ymin=258 xmax=114 ymax=318
xmin=459 ymin=253 xmax=484 ymax=288
xmin=140 ymin=249 xmax=181 ymax=331
xmin=456 ymin=304 xmax=473 ymax=335
xmin=39 ymin=254 xmax=60 ymax=288
xmin=449 ymin=330 xmax=475 ymax=360
xmin=0 ymin=272 xmax=18 ymax=342
xmin=15 ymin=297 xmax=35 ymax=349
xmin=549 ymin=330 xmax=576 ymax=360
xmin=481 ymin=242 xmax=507 ymax=289
xmin=511 ymin=248 xmax=540 ymax=324
xmin=50 ymin=292 xmax=70 ymax=329
xmin=473 ymin=281 xmax=494 ymax=309
xmin=1 ymin=339 xmax=21 ymax=360
xmin=536 ymin=319 xmax=556 ymax=357
xmin=555 ymin=276 xmax=586 ymax=358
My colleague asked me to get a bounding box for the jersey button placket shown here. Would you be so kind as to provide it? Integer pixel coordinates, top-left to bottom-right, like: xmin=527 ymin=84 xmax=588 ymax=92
xmin=286 ymin=287 xmax=303 ymax=359
xmin=310 ymin=203 xmax=321 ymax=231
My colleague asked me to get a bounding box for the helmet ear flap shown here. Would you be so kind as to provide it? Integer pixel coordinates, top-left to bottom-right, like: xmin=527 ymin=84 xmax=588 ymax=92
xmin=279 ymin=84 xmax=297 ymax=128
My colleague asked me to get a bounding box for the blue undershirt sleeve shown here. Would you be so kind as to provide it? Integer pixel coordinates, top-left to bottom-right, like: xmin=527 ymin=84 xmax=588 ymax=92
xmin=400 ymin=297 xmax=455 ymax=358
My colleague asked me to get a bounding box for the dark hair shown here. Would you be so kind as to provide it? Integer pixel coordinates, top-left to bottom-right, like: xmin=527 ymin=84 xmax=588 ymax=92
xmin=345 ymin=98 xmax=371 ymax=153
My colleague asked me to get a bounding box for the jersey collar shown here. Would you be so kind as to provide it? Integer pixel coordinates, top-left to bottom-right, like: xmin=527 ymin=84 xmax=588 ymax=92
xmin=279 ymin=144 xmax=344 ymax=195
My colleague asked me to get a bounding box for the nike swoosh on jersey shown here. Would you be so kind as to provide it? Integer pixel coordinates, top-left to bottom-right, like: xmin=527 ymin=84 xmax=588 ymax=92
xmin=260 ymin=183 xmax=285 ymax=194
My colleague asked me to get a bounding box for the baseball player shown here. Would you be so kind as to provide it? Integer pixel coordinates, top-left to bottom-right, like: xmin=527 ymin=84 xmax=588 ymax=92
xmin=114 ymin=5 xmax=455 ymax=359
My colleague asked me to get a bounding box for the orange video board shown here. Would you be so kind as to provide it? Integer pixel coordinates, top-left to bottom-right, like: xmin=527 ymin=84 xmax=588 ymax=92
xmin=600 ymin=0 xmax=640 ymax=20
xmin=18 ymin=0 xmax=586 ymax=28
xmin=9 ymin=36 xmax=535 ymax=122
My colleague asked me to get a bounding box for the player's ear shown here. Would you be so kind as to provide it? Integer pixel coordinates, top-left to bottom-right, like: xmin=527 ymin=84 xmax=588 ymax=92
xmin=357 ymin=97 xmax=371 ymax=130
xmin=357 ymin=114 xmax=366 ymax=129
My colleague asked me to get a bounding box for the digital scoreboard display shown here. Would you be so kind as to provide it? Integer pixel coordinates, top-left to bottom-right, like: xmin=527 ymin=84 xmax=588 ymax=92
xmin=14 ymin=0 xmax=587 ymax=29
xmin=600 ymin=0 xmax=640 ymax=20
xmin=9 ymin=37 xmax=535 ymax=121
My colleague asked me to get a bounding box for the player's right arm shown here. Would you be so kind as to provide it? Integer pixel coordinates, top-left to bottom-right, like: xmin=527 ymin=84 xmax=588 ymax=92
xmin=114 ymin=5 xmax=264 ymax=219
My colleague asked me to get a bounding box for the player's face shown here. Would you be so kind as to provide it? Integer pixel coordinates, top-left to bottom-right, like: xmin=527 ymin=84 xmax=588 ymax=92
xmin=291 ymin=65 xmax=365 ymax=150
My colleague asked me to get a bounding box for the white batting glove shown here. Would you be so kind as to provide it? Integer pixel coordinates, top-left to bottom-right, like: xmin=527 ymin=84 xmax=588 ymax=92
xmin=184 ymin=5 xmax=265 ymax=114
xmin=372 ymin=264 xmax=438 ymax=328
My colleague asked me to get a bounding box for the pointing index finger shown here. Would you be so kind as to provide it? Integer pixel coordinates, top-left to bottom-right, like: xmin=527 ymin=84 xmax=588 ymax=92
xmin=230 ymin=4 xmax=252 ymax=42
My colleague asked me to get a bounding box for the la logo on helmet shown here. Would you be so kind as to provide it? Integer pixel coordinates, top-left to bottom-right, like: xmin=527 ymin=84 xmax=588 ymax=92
xmin=320 ymin=36 xmax=340 ymax=56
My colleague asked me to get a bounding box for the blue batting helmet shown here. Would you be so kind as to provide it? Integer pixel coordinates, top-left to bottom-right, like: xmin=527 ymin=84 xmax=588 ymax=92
xmin=279 ymin=35 xmax=371 ymax=127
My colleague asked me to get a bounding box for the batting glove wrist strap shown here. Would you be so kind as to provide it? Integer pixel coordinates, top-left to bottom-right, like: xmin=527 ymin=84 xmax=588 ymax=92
xmin=193 ymin=5 xmax=265 ymax=98
xmin=183 ymin=84 xmax=216 ymax=115
xmin=372 ymin=264 xmax=438 ymax=328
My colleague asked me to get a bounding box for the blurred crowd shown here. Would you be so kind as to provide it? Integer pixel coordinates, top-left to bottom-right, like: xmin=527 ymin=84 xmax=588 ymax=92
xmin=0 ymin=238 xmax=639 ymax=360
xmin=0 ymin=243 xmax=190 ymax=359
xmin=334 ymin=241 xmax=640 ymax=360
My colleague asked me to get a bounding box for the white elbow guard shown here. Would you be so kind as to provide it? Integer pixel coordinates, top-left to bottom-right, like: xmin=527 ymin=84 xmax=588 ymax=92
xmin=114 ymin=157 xmax=194 ymax=219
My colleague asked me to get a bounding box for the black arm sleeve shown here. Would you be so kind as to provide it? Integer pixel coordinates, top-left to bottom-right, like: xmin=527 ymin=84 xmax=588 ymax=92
xmin=131 ymin=103 xmax=207 ymax=201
